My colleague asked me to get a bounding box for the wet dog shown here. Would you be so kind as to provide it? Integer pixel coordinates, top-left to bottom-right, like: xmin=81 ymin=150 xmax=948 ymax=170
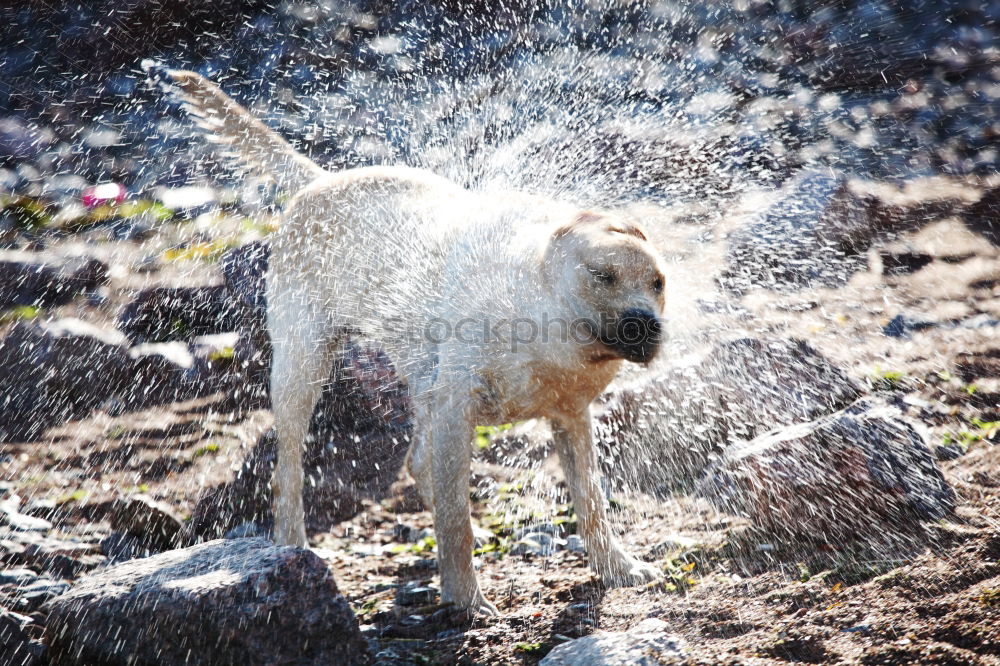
xmin=149 ymin=63 xmax=667 ymax=614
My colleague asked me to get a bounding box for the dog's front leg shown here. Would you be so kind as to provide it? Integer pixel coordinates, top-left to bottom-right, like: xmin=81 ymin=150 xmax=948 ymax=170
xmin=429 ymin=403 xmax=498 ymax=616
xmin=552 ymin=409 xmax=662 ymax=587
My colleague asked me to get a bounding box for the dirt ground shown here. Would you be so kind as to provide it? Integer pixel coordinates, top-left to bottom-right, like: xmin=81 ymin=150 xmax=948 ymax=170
xmin=3 ymin=182 xmax=1000 ymax=665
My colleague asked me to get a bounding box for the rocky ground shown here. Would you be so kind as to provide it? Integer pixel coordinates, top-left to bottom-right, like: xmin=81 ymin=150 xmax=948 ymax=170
xmin=2 ymin=1 xmax=1000 ymax=665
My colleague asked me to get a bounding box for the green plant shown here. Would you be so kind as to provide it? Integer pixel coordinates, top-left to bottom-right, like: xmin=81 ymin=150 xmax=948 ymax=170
xmin=0 ymin=305 xmax=41 ymax=324
xmin=191 ymin=443 xmax=220 ymax=459
xmin=474 ymin=423 xmax=514 ymax=449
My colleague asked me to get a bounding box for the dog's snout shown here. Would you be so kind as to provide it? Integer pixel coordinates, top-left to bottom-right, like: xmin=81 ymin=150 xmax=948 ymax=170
xmin=607 ymin=308 xmax=662 ymax=364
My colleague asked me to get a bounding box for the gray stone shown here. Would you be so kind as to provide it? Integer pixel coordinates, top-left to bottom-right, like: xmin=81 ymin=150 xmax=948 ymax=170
xmin=0 ymin=608 xmax=46 ymax=666
xmin=395 ymin=581 xmax=438 ymax=606
xmin=696 ymin=400 xmax=955 ymax=542
xmin=596 ymin=337 xmax=861 ymax=494
xmin=0 ymin=252 xmax=108 ymax=309
xmin=0 ymin=568 xmax=39 ymax=586
xmin=108 ymin=494 xmax=185 ymax=553
xmin=511 ymin=532 xmax=561 ymax=556
xmin=565 ymin=535 xmax=586 ymax=553
xmin=12 ymin=579 xmax=70 ymax=613
xmin=0 ymin=319 xmax=179 ymax=441
xmin=45 ymin=538 xmax=369 ymax=666
xmin=0 ymin=498 xmax=52 ymax=533
xmin=540 ymin=618 xmax=687 ymax=665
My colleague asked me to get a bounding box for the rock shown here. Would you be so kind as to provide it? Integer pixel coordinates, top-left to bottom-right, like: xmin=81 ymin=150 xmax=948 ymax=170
xmin=219 ymin=241 xmax=272 ymax=397
xmin=566 ymin=535 xmax=586 ymax=553
xmin=0 ymin=568 xmax=39 ymax=586
xmin=722 ymin=170 xmax=871 ymax=292
xmin=721 ymin=172 xmax=974 ymax=293
xmin=0 ymin=318 xmax=191 ymax=441
xmin=0 ymin=252 xmax=109 ymax=309
xmin=0 ymin=608 xmax=46 ymax=666
xmin=511 ymin=532 xmax=560 ymax=556
xmin=4 ymin=532 xmax=103 ymax=579
xmin=696 ymin=400 xmax=955 ymax=542
xmin=99 ymin=532 xmax=155 ymax=564
xmin=117 ymin=285 xmax=241 ymax=343
xmin=0 ymin=497 xmax=52 ymax=533
xmin=108 ymin=494 xmax=185 ymax=552
xmin=12 ymin=579 xmax=70 ymax=613
xmin=220 ymin=241 xmax=269 ymax=316
xmin=0 ymin=117 xmax=52 ymax=161
xmin=883 ymin=313 xmax=937 ymax=338
xmin=189 ymin=340 xmax=411 ymax=539
xmin=154 ymin=184 xmax=217 ymax=213
xmin=45 ymin=538 xmax=369 ymax=666
xmin=596 ymin=337 xmax=861 ymax=493
xmin=395 ymin=581 xmax=437 ymax=606
xmin=540 ymin=618 xmax=687 ymax=665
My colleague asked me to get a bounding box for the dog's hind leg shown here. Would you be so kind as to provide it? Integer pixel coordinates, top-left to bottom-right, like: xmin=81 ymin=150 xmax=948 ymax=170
xmin=551 ymin=409 xmax=662 ymax=587
xmin=269 ymin=310 xmax=334 ymax=548
xmin=428 ymin=391 xmax=498 ymax=615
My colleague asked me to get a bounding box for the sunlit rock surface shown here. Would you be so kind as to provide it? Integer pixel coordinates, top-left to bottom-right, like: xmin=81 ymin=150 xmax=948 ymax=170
xmin=45 ymin=538 xmax=369 ymax=666
xmin=189 ymin=340 xmax=411 ymax=539
xmin=540 ymin=618 xmax=687 ymax=665
xmin=596 ymin=337 xmax=862 ymax=494
xmin=696 ymin=400 xmax=955 ymax=543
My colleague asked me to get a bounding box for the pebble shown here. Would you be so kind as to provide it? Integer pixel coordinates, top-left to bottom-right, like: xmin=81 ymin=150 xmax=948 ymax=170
xmin=0 ymin=568 xmax=39 ymax=586
xmin=511 ymin=532 xmax=564 ymax=556
xmin=395 ymin=581 xmax=437 ymax=607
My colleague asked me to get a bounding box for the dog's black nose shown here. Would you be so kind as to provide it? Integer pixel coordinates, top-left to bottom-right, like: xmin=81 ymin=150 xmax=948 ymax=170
xmin=610 ymin=308 xmax=662 ymax=363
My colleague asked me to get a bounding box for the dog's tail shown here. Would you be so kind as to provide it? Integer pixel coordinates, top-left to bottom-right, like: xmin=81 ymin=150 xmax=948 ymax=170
xmin=142 ymin=59 xmax=326 ymax=194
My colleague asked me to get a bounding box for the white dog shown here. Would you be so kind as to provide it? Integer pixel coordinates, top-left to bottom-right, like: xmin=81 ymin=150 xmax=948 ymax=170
xmin=152 ymin=64 xmax=667 ymax=615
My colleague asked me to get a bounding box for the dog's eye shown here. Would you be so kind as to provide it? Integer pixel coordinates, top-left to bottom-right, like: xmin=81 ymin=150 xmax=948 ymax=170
xmin=652 ymin=277 xmax=664 ymax=293
xmin=589 ymin=268 xmax=616 ymax=286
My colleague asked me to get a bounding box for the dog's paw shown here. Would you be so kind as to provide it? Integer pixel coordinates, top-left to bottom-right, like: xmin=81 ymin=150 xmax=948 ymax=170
xmin=444 ymin=591 xmax=500 ymax=617
xmin=596 ymin=548 xmax=663 ymax=588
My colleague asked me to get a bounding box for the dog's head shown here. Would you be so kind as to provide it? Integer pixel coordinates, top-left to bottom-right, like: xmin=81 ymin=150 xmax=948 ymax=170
xmin=546 ymin=211 xmax=667 ymax=364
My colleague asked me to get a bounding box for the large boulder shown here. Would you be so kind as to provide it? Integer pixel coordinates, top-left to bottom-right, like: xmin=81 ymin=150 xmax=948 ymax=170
xmin=0 ymin=608 xmax=46 ymax=666
xmin=219 ymin=241 xmax=271 ymax=397
xmin=0 ymin=252 xmax=108 ymax=309
xmin=540 ymin=618 xmax=687 ymax=665
xmin=189 ymin=341 xmax=412 ymax=539
xmin=695 ymin=400 xmax=955 ymax=543
xmin=117 ymin=285 xmax=242 ymax=343
xmin=44 ymin=538 xmax=369 ymax=666
xmin=595 ymin=337 xmax=862 ymax=493
xmin=720 ymin=171 xmax=974 ymax=293
xmin=0 ymin=319 xmax=192 ymax=441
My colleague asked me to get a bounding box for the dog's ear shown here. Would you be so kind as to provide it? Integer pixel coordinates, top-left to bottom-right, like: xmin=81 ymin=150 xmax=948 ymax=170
xmin=605 ymin=221 xmax=648 ymax=242
xmin=553 ymin=212 xmax=649 ymax=243
xmin=551 ymin=211 xmax=604 ymax=240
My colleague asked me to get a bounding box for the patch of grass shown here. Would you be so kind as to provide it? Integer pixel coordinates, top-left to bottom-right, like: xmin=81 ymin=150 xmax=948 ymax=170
xmin=57 ymin=488 xmax=88 ymax=504
xmin=208 ymin=346 xmax=235 ymax=363
xmin=514 ymin=642 xmax=549 ymax=656
xmin=191 ymin=443 xmax=220 ymax=459
xmin=869 ymin=366 xmax=907 ymax=391
xmin=162 ymin=239 xmax=235 ymax=263
xmin=942 ymin=418 xmax=1000 ymax=451
xmin=658 ymin=555 xmax=699 ymax=593
xmin=0 ymin=305 xmax=41 ymax=324
xmin=389 ymin=535 xmax=436 ymax=555
xmin=473 ymin=535 xmax=512 ymax=558
xmin=1 ymin=196 xmax=50 ymax=230
xmin=979 ymin=588 xmax=1000 ymax=607
xmin=474 ymin=423 xmax=514 ymax=449
xmin=240 ymin=217 xmax=279 ymax=235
